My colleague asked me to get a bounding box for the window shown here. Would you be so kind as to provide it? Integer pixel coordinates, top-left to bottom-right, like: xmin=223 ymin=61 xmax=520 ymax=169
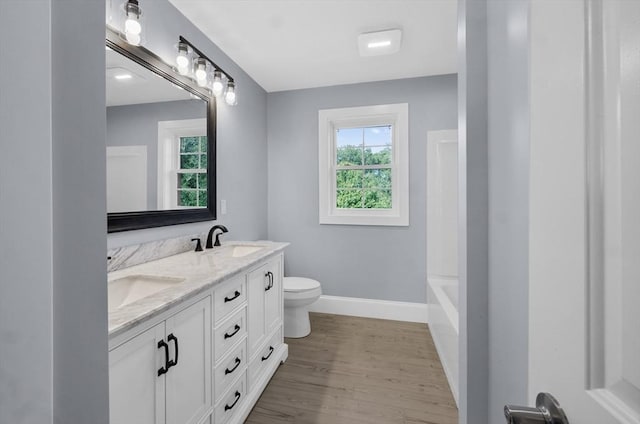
xmin=319 ymin=103 xmax=409 ymax=226
xmin=157 ymin=119 xmax=207 ymax=209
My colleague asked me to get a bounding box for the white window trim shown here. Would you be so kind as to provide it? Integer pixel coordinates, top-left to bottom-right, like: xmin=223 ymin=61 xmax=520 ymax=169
xmin=157 ymin=118 xmax=206 ymax=209
xmin=318 ymin=103 xmax=409 ymax=226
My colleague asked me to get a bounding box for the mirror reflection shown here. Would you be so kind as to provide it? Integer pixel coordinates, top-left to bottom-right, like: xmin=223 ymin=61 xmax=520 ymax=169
xmin=106 ymin=46 xmax=208 ymax=213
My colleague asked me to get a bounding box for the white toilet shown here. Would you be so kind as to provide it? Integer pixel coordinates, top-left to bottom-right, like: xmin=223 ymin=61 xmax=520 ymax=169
xmin=283 ymin=277 xmax=322 ymax=338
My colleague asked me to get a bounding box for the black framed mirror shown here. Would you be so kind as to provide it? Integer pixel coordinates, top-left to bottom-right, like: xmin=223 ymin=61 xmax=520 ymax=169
xmin=106 ymin=27 xmax=216 ymax=232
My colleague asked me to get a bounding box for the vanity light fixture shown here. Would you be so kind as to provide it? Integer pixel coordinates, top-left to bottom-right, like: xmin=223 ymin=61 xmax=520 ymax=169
xmin=123 ymin=0 xmax=143 ymax=46
xmin=176 ymin=42 xmax=190 ymax=75
xmin=177 ymin=36 xmax=237 ymax=105
xmin=211 ymin=71 xmax=224 ymax=97
xmin=194 ymin=58 xmax=208 ymax=87
xmin=224 ymin=81 xmax=237 ymax=106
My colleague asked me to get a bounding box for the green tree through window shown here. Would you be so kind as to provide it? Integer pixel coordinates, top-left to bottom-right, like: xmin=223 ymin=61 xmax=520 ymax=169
xmin=336 ymin=125 xmax=392 ymax=209
xmin=177 ymin=136 xmax=207 ymax=207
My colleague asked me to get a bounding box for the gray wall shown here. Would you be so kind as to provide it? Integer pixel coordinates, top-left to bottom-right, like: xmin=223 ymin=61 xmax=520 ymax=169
xmin=267 ymin=75 xmax=457 ymax=302
xmin=0 ymin=2 xmax=54 ymax=422
xmin=458 ymin=0 xmax=489 ymax=422
xmin=0 ymin=1 xmax=110 ymax=423
xmin=487 ymin=0 xmax=530 ymax=422
xmin=459 ymin=0 xmax=531 ymax=423
xmin=107 ymin=99 xmax=206 ymax=209
xmin=107 ymin=0 xmax=269 ymax=249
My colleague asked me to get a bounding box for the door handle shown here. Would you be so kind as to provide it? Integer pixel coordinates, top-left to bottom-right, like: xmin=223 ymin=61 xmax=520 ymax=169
xmin=224 ymin=290 xmax=241 ymax=303
xmin=157 ymin=340 xmax=169 ymax=376
xmin=264 ymin=271 xmax=273 ymax=291
xmin=261 ymin=345 xmax=274 ymax=361
xmin=166 ymin=333 xmax=179 ymax=369
xmin=504 ymin=393 xmax=569 ymax=424
xmin=224 ymin=324 xmax=241 ymax=339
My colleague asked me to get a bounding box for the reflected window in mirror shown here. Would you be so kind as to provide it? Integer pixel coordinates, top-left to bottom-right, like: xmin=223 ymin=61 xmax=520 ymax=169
xmin=157 ymin=119 xmax=208 ymax=209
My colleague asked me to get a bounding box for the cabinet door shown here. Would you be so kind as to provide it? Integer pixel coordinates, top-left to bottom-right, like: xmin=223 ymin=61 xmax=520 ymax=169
xmin=247 ymin=264 xmax=267 ymax=358
xmin=165 ymin=297 xmax=212 ymax=424
xmin=109 ymin=323 xmax=166 ymax=424
xmin=264 ymin=256 xmax=282 ymax=336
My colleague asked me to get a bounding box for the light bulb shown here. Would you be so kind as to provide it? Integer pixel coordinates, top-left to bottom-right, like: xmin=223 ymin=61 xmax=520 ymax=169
xmin=125 ymin=17 xmax=141 ymax=35
xmin=225 ymin=81 xmax=236 ymax=105
xmin=212 ymin=71 xmax=224 ymax=96
xmin=125 ymin=31 xmax=141 ymax=46
xmin=123 ymin=0 xmax=142 ymax=45
xmin=194 ymin=58 xmax=207 ymax=81
xmin=176 ymin=43 xmax=189 ymax=68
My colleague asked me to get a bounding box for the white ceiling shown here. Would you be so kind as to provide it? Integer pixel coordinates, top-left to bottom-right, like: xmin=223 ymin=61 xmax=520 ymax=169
xmin=168 ymin=0 xmax=458 ymax=93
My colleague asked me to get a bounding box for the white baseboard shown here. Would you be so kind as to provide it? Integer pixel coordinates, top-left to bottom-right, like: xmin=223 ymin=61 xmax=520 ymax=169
xmin=307 ymin=295 xmax=428 ymax=323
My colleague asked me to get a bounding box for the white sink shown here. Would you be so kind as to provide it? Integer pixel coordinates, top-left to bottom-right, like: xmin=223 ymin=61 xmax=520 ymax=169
xmin=108 ymin=274 xmax=185 ymax=312
xmin=208 ymin=244 xmax=264 ymax=258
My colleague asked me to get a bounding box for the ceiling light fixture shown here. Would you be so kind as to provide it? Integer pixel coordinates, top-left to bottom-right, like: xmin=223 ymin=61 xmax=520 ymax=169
xmin=123 ymin=0 xmax=143 ymax=46
xmin=367 ymin=40 xmax=392 ymax=49
xmin=114 ymin=74 xmax=133 ymax=80
xmin=358 ymin=29 xmax=402 ymax=57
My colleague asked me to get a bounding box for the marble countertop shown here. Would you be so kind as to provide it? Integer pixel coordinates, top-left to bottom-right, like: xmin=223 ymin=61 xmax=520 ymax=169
xmin=108 ymin=240 xmax=289 ymax=338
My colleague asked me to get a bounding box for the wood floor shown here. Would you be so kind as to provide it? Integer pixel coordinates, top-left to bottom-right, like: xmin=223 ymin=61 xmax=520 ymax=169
xmin=245 ymin=313 xmax=458 ymax=424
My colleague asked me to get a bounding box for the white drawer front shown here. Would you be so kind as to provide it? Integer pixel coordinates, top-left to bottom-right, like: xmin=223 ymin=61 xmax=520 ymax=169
xmin=248 ymin=328 xmax=282 ymax=391
xmin=213 ymin=274 xmax=246 ymax=324
xmin=214 ymin=339 xmax=247 ymax=400
xmin=214 ymin=307 xmax=247 ymax=362
xmin=214 ymin=372 xmax=247 ymax=424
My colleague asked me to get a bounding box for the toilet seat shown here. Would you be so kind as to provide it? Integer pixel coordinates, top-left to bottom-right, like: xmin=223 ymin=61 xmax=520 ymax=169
xmin=283 ymin=277 xmax=321 ymax=293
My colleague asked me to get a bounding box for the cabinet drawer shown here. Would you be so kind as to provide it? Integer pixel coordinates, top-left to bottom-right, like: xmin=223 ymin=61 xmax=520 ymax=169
xmin=248 ymin=328 xmax=282 ymax=391
xmin=214 ymin=339 xmax=247 ymax=400
xmin=214 ymin=307 xmax=247 ymax=362
xmin=213 ymin=274 xmax=246 ymax=324
xmin=214 ymin=371 xmax=247 ymax=424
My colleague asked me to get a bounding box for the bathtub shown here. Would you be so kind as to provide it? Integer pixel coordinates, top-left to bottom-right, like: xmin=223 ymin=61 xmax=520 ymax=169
xmin=427 ymin=276 xmax=459 ymax=406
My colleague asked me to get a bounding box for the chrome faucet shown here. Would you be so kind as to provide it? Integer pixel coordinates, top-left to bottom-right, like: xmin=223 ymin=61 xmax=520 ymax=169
xmin=206 ymin=225 xmax=228 ymax=249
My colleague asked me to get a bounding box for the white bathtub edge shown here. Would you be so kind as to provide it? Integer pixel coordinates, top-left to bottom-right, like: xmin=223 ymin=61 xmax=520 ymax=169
xmin=429 ymin=322 xmax=460 ymax=407
xmin=307 ymin=295 xmax=428 ymax=323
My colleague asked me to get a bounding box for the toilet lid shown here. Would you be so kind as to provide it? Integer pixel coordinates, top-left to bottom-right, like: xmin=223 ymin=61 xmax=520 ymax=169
xmin=283 ymin=277 xmax=320 ymax=292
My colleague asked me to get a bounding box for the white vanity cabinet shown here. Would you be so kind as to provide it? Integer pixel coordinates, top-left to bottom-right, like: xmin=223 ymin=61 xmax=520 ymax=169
xmin=109 ymin=248 xmax=287 ymax=424
xmin=109 ymin=296 xmax=212 ymax=424
xmin=246 ymin=255 xmax=283 ymax=391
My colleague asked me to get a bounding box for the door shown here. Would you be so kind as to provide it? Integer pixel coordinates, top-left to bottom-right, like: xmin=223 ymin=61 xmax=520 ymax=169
xmin=106 ymin=145 xmax=147 ymax=213
xmin=109 ymin=323 xmax=165 ymax=424
xmin=264 ymin=256 xmax=282 ymax=336
xmin=247 ymin=264 xmax=267 ymax=358
xmin=164 ymin=297 xmax=212 ymax=424
xmin=528 ymin=1 xmax=640 ymax=422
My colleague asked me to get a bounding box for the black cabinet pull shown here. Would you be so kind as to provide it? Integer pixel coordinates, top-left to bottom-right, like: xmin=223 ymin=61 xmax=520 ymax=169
xmin=261 ymin=346 xmax=274 ymax=361
xmin=264 ymin=271 xmax=274 ymax=291
xmin=167 ymin=333 xmax=179 ymax=369
xmin=225 ymin=357 xmax=241 ymax=375
xmin=157 ymin=340 xmax=169 ymax=376
xmin=224 ymin=391 xmax=241 ymax=411
xmin=224 ymin=290 xmax=241 ymax=303
xmin=224 ymin=324 xmax=241 ymax=339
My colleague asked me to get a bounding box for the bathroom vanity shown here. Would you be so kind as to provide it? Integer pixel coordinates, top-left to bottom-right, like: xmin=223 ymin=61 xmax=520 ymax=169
xmin=107 ymin=241 xmax=288 ymax=424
